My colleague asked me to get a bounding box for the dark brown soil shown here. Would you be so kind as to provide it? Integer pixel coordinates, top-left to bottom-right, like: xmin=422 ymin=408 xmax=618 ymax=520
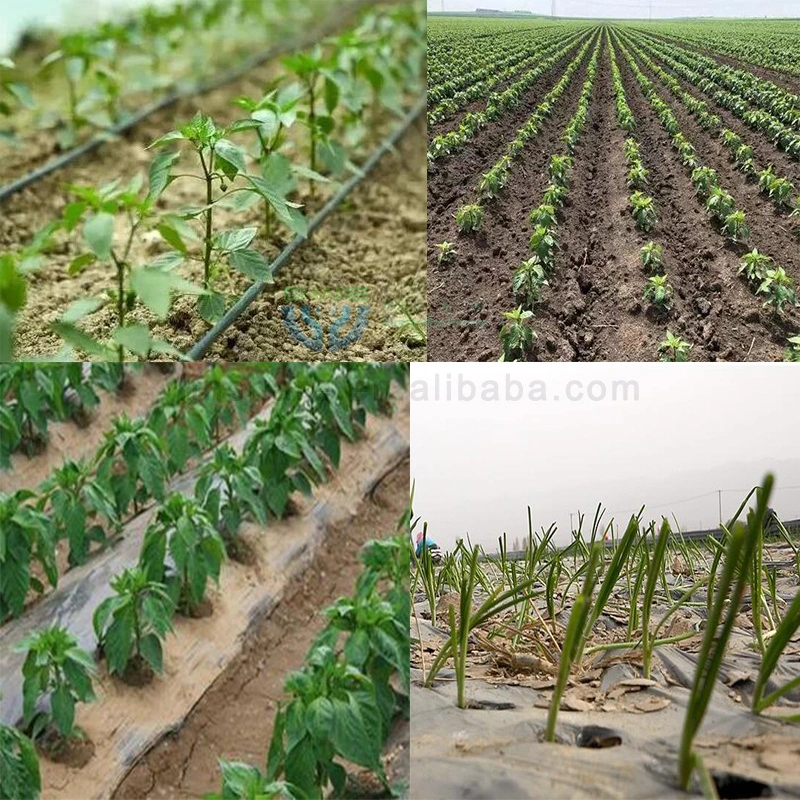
xmin=180 ymin=597 xmax=214 ymax=619
xmin=428 ymin=29 xmax=800 ymax=362
xmin=113 ymin=458 xmax=409 ymax=800
xmin=39 ymin=729 xmax=96 ymax=769
xmin=119 ymin=656 xmax=156 ymax=688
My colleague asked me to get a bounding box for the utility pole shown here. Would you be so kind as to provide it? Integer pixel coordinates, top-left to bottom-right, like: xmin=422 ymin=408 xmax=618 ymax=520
xmin=570 ymin=512 xmax=574 ymax=531
xmin=718 ymin=489 xmax=723 ymax=526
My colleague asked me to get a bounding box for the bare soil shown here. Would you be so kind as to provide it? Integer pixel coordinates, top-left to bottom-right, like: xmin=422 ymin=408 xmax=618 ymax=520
xmin=427 ymin=34 xmax=800 ymax=362
xmin=113 ymin=458 xmax=410 ymax=800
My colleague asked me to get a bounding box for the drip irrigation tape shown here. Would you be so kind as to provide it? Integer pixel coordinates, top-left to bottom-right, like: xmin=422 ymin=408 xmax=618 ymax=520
xmin=0 ymin=1 xmax=369 ymax=205
xmin=184 ymin=92 xmax=426 ymax=360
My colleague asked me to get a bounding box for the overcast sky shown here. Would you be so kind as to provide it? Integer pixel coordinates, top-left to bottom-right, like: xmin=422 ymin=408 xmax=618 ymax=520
xmin=410 ymin=364 xmax=800 ymax=551
xmin=428 ymin=0 xmax=799 ymax=19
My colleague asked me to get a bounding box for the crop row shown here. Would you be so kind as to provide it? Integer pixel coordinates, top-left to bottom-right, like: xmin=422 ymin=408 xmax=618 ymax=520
xmin=427 ymin=31 xmax=590 ymax=162
xmin=618 ymin=32 xmax=799 ymax=216
xmin=0 ymin=362 xmax=407 ymax=800
xmin=627 ymin=30 xmax=800 ymax=157
xmin=428 ymin=28 xmax=584 ymax=125
xmin=614 ymin=33 xmax=799 ymax=327
xmin=0 ymin=0 xmax=337 ymax=149
xmin=0 ymin=3 xmax=425 ymax=361
xmin=415 ymin=476 xmax=800 ymax=792
xmin=634 ymin=22 xmax=800 ymax=80
xmin=0 ymin=363 xmax=131 ymax=468
xmin=0 ymin=362 xmax=407 ymax=620
xmin=499 ymin=38 xmax=602 ymax=361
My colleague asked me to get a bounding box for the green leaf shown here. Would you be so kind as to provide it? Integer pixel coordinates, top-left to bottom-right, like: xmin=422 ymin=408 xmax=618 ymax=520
xmin=61 ymin=297 xmax=104 ymax=324
xmin=157 ymin=223 xmax=188 ymax=253
xmin=198 ymin=291 xmax=227 ymax=323
xmin=215 ymin=139 xmax=248 ymax=180
xmin=139 ymin=633 xmax=163 ymax=673
xmin=214 ymin=227 xmax=257 ymax=253
xmin=51 ymin=684 xmax=75 ymax=737
xmin=130 ymin=267 xmax=203 ymax=318
xmin=105 ymin=608 xmax=134 ymax=675
xmin=148 ymin=130 xmax=185 ymax=148
xmin=51 ymin=322 xmax=113 ymax=359
xmin=229 ymin=249 xmax=274 ymax=281
xmin=330 ymin=692 xmax=383 ymax=772
xmin=147 ymin=151 xmax=180 ymax=201
xmin=83 ymin=213 xmax=114 ymax=261
xmin=67 ymin=252 xmax=96 ymax=275
xmin=112 ymin=325 xmax=153 ymax=357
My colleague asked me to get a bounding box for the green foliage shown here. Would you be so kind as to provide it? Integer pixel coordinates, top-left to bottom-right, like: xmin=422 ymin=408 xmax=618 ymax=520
xmin=454 ymin=203 xmax=483 ymax=233
xmin=435 ymin=241 xmax=457 ymax=265
xmin=15 ymin=626 xmax=96 ymax=741
xmin=139 ymin=494 xmax=226 ymax=612
xmin=643 ymin=274 xmax=673 ymax=311
xmin=0 ymin=723 xmax=40 ymax=800
xmin=658 ymin=330 xmax=692 ymax=362
xmin=95 ymin=414 xmax=167 ymax=516
xmin=784 ymin=335 xmax=800 ymax=362
xmin=629 ymin=191 xmax=657 ymax=232
xmin=738 ymin=248 xmax=773 ymax=284
xmin=639 ymin=241 xmax=663 ymax=274
xmin=499 ymin=306 xmax=535 ymax=362
xmin=40 ymin=459 xmax=119 ymax=567
xmin=93 ymin=567 xmax=174 ymax=677
xmin=512 ymin=257 xmax=549 ymax=308
xmin=204 ymin=762 xmax=299 ymax=800
xmin=0 ymin=492 xmax=56 ymax=620
xmin=757 ymin=266 xmax=798 ymax=315
xmin=528 ymin=224 xmax=558 ymax=269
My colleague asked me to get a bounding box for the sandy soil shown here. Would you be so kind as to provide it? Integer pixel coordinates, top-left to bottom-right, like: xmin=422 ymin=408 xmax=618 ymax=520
xmin=427 ymin=32 xmax=800 ymax=362
xmin=114 ymin=458 xmax=410 ymax=800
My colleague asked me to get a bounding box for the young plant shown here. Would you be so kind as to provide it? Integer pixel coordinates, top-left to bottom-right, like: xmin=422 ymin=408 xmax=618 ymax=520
xmin=629 ymin=191 xmax=657 ymax=232
xmin=545 ymin=543 xmax=601 ymax=742
xmin=93 ymin=567 xmax=174 ymax=677
xmin=722 ymin=210 xmax=749 ymax=242
xmin=95 ymin=414 xmax=167 ymax=517
xmin=738 ymin=249 xmax=773 ymax=284
xmin=0 ymin=723 xmax=40 ymax=800
xmin=206 ymin=762 xmax=299 ymax=800
xmin=548 ymin=154 xmax=572 ymax=187
xmin=148 ymin=112 xmax=304 ymax=322
xmin=641 ymin=520 xmax=671 ymax=679
xmin=705 ymin=187 xmax=735 ymax=222
xmin=542 ymin=183 xmax=567 ymax=208
xmin=691 ymin=166 xmax=718 ymax=198
xmin=455 ymin=203 xmax=483 ymax=233
xmin=195 ymin=444 xmax=266 ymax=559
xmin=40 ymin=459 xmax=119 ymax=567
xmin=784 ymin=335 xmax=800 ymax=362
xmin=640 ymin=241 xmax=664 ymax=274
xmin=678 ymin=476 xmax=773 ymax=791
xmin=512 ymin=257 xmax=549 ymax=308
xmin=0 ymin=492 xmax=56 ymax=620
xmin=139 ymin=494 xmax=226 ymax=613
xmin=529 ymin=224 xmax=558 ymax=269
xmin=435 ymin=241 xmax=457 ymax=265
xmin=15 ymin=626 xmax=96 ymax=742
xmin=499 ymin=307 xmax=535 ymax=362
xmin=643 ymin=274 xmax=674 ymax=311
xmin=528 ymin=204 xmax=558 ymax=230
xmin=758 ymin=267 xmax=798 ymax=316
xmin=659 ymin=330 xmax=692 ymax=362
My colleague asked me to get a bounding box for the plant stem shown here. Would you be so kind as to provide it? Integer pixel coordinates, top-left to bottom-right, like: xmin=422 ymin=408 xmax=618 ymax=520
xmin=199 ymin=147 xmax=215 ymax=290
xmin=308 ymin=75 xmax=317 ymax=196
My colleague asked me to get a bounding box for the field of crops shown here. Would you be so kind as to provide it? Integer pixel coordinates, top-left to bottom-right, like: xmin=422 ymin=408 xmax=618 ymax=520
xmin=0 ymin=0 xmax=426 ymax=363
xmin=0 ymin=362 xmax=410 ymax=800
xmin=411 ymin=480 xmax=800 ymax=798
xmin=427 ymin=17 xmax=800 ymax=363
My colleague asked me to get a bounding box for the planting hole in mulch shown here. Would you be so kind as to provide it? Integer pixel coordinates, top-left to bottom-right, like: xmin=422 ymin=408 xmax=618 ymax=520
xmin=713 ymin=772 xmax=774 ymax=800
xmin=575 ymin=726 xmax=623 ymax=749
xmin=38 ymin=728 xmax=96 ymax=769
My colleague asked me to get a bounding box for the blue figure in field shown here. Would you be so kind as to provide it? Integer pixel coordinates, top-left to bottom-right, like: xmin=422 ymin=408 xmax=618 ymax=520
xmin=415 ymin=530 xmax=443 ymax=565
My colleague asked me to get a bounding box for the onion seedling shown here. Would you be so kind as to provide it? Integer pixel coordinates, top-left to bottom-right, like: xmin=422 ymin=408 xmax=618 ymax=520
xmin=678 ymin=475 xmax=773 ymax=792
xmin=545 ymin=543 xmax=601 ymax=742
xmin=641 ymin=520 xmax=671 ymax=679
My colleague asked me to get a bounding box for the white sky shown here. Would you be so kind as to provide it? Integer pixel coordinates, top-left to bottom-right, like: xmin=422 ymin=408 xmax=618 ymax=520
xmin=428 ymin=0 xmax=799 ymax=19
xmin=410 ymin=363 xmax=800 ymax=550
